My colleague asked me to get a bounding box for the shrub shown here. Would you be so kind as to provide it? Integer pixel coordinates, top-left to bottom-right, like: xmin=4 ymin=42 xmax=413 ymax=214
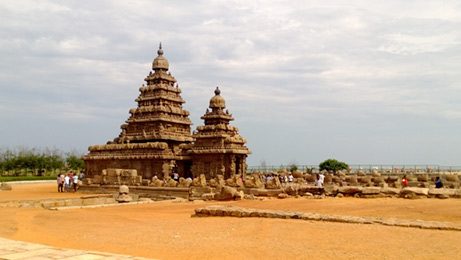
xmin=319 ymin=159 xmax=349 ymax=174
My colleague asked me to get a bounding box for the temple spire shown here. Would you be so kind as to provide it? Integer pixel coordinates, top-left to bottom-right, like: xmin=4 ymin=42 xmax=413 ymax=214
xmin=157 ymin=42 xmax=164 ymax=56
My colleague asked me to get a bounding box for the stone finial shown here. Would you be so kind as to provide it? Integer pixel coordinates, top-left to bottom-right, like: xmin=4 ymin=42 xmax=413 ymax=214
xmin=214 ymin=86 xmax=221 ymax=95
xmin=158 ymin=42 xmax=163 ymax=56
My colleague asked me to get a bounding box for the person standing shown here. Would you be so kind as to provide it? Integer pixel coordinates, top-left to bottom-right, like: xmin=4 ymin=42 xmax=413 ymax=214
xmin=64 ymin=174 xmax=70 ymax=193
xmin=72 ymin=174 xmax=79 ymax=192
xmin=319 ymin=172 xmax=325 ymax=186
xmin=79 ymin=170 xmax=84 ymax=181
xmin=314 ymin=174 xmax=322 ymax=187
xmin=57 ymin=175 xmax=63 ymax=192
xmin=435 ymin=177 xmax=443 ymax=188
xmin=402 ymin=175 xmax=408 ymax=187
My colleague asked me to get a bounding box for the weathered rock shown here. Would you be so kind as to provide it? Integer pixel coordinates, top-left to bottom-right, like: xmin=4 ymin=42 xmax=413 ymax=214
xmin=178 ymin=177 xmax=192 ymax=188
xmin=265 ymin=177 xmax=282 ymax=189
xmin=0 ymin=182 xmax=12 ymax=191
xmin=164 ymin=178 xmax=178 ymax=187
xmin=428 ymin=188 xmax=455 ymax=199
xmin=150 ymin=178 xmax=164 ymax=187
xmin=192 ymin=174 xmax=207 ymax=187
xmin=446 ymin=174 xmax=459 ymax=182
xmin=361 ymin=187 xmax=381 ymax=195
xmin=292 ymin=170 xmax=303 ymax=178
xmin=338 ymin=186 xmax=363 ymax=195
xmin=284 ymin=183 xmax=300 ymax=196
xmin=400 ymin=187 xmax=429 ymax=198
xmin=214 ymin=185 xmax=243 ymax=201
xmin=278 ymin=193 xmax=289 ymax=199
xmin=201 ymin=193 xmax=215 ymax=201
xmin=116 ymin=185 xmax=133 ymax=203
xmin=380 ymin=187 xmax=401 ymax=196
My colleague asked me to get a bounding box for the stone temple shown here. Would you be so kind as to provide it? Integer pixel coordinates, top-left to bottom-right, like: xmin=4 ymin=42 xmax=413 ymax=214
xmin=83 ymin=44 xmax=251 ymax=181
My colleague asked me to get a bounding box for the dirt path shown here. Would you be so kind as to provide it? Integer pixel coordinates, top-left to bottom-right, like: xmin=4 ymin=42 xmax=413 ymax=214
xmin=1 ymin=183 xmax=460 ymax=260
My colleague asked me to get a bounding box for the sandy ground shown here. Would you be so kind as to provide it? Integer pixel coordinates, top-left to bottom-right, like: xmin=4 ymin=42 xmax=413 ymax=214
xmin=1 ymin=183 xmax=461 ymax=260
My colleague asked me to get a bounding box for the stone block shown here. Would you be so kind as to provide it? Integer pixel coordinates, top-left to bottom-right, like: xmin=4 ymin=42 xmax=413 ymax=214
xmin=361 ymin=187 xmax=381 ymax=195
xmin=338 ymin=186 xmax=363 ymax=195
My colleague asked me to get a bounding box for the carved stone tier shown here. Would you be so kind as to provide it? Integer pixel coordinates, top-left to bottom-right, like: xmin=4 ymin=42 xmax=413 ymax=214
xmin=189 ymin=87 xmax=251 ymax=180
xmin=84 ymin=45 xmax=251 ymax=183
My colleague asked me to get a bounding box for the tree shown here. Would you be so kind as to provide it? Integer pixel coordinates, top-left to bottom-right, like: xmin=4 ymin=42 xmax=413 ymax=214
xmin=319 ymin=159 xmax=349 ymax=173
xmin=66 ymin=155 xmax=85 ymax=170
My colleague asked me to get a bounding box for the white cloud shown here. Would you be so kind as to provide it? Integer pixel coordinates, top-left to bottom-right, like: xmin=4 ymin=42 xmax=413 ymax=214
xmin=1 ymin=0 xmax=461 ymax=166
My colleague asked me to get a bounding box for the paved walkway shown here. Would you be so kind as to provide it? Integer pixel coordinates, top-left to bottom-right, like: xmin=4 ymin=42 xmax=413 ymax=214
xmin=0 ymin=237 xmax=160 ymax=260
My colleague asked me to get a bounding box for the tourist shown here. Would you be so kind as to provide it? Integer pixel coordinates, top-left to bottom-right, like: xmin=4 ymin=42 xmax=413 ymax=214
xmin=319 ymin=172 xmax=325 ymax=186
xmin=402 ymin=175 xmax=408 ymax=187
xmin=57 ymin=175 xmax=63 ymax=192
xmin=69 ymin=171 xmax=73 ymax=181
xmin=64 ymin=174 xmax=70 ymax=193
xmin=288 ymin=173 xmax=293 ymax=183
xmin=79 ymin=170 xmax=84 ymax=180
xmin=73 ymin=174 xmax=79 ymax=192
xmin=314 ymin=174 xmax=322 ymax=187
xmin=435 ymin=177 xmax=443 ymax=188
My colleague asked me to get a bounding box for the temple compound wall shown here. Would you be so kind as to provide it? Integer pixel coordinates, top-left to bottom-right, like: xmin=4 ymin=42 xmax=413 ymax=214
xmin=83 ymin=44 xmax=251 ymax=181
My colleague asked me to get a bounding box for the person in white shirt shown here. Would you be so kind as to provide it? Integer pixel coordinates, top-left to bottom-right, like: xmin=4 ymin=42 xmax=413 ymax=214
xmin=72 ymin=174 xmax=79 ymax=192
xmin=319 ymin=172 xmax=325 ymax=186
xmin=64 ymin=175 xmax=70 ymax=192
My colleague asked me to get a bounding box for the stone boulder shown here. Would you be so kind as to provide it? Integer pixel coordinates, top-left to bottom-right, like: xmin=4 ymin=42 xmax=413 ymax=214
xmin=265 ymin=177 xmax=282 ymax=189
xmin=192 ymin=174 xmax=207 ymax=187
xmin=292 ymin=170 xmax=303 ymax=178
xmin=361 ymin=187 xmax=381 ymax=195
xmin=417 ymin=174 xmax=429 ymax=182
xmin=226 ymin=174 xmax=244 ymax=188
xmin=0 ymin=182 xmax=12 ymax=191
xmin=400 ymin=187 xmax=429 ymax=198
xmin=428 ymin=188 xmax=455 ymax=199
xmin=164 ymin=178 xmax=178 ymax=187
xmin=446 ymin=174 xmax=459 ymax=182
xmin=284 ymin=183 xmax=300 ymax=196
xmin=214 ymin=185 xmax=244 ymax=201
xmin=278 ymin=193 xmax=289 ymax=199
xmin=178 ymin=177 xmax=192 ymax=188
xmin=345 ymin=175 xmax=358 ymax=185
xmin=338 ymin=186 xmax=363 ymax=196
xmin=323 ymin=184 xmax=338 ymax=196
xmin=151 ymin=178 xmax=164 ymax=187
xmin=244 ymin=174 xmax=264 ymax=189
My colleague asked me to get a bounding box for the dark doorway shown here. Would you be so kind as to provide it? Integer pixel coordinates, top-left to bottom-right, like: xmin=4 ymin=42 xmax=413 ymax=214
xmin=235 ymin=157 xmax=240 ymax=175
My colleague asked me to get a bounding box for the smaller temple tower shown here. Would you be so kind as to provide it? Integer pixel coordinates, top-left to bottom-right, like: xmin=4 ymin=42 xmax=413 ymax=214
xmin=189 ymin=87 xmax=251 ymax=179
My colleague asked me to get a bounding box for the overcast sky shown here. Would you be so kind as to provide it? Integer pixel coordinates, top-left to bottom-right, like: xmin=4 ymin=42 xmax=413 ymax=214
xmin=1 ymin=1 xmax=460 ymax=167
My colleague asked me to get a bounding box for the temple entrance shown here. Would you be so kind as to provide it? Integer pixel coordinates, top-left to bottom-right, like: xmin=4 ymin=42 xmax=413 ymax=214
xmin=183 ymin=161 xmax=192 ymax=179
xmin=235 ymin=157 xmax=240 ymax=175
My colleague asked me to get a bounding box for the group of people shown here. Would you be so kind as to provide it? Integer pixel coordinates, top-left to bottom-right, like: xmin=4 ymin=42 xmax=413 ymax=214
xmin=57 ymin=170 xmax=84 ymax=193
xmin=401 ymin=175 xmax=443 ymax=188
xmin=261 ymin=172 xmax=326 ymax=187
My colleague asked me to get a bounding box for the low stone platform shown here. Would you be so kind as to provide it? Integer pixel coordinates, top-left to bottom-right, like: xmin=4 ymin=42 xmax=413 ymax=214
xmin=0 ymin=237 xmax=159 ymax=260
xmin=192 ymin=205 xmax=461 ymax=231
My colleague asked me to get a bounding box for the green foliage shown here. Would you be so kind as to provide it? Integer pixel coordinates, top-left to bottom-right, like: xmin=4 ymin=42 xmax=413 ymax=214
xmin=289 ymin=164 xmax=298 ymax=172
xmin=0 ymin=147 xmax=82 ymax=176
xmin=66 ymin=154 xmax=85 ymax=170
xmin=0 ymin=176 xmax=57 ymax=182
xmin=319 ymin=159 xmax=349 ymax=173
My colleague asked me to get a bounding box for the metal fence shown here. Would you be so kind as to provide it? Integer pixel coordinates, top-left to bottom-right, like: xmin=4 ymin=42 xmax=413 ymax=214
xmin=247 ymin=164 xmax=461 ymax=174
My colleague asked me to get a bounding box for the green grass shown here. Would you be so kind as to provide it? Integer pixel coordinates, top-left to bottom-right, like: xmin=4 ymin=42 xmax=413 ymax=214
xmin=0 ymin=176 xmax=57 ymax=182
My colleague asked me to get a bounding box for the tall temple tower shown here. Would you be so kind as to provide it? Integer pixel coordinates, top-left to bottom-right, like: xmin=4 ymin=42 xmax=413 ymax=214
xmin=83 ymin=44 xmax=194 ymax=179
xmin=189 ymin=87 xmax=251 ymax=179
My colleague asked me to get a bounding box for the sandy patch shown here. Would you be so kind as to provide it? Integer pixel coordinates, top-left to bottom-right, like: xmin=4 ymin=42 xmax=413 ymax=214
xmin=0 ymin=183 xmax=460 ymax=260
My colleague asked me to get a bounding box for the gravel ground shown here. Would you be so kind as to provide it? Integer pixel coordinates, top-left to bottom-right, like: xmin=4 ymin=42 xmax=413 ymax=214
xmin=1 ymin=183 xmax=460 ymax=260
